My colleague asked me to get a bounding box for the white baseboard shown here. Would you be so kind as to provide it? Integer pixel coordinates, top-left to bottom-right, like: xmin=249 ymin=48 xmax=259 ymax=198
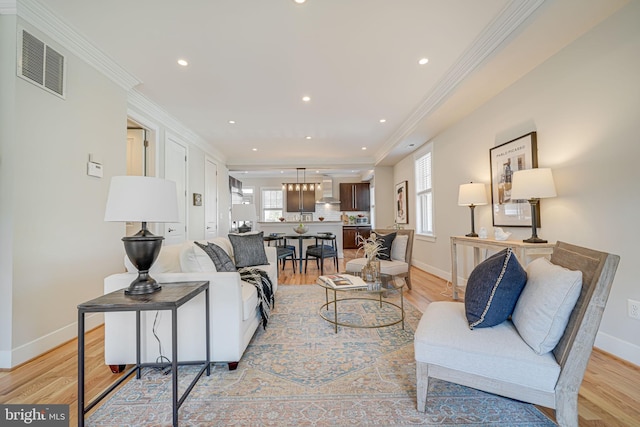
xmin=1 ymin=313 xmax=103 ymax=369
xmin=595 ymin=331 xmax=640 ymax=366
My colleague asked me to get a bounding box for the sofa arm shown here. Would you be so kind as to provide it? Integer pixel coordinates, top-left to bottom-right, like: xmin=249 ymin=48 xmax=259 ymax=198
xmin=265 ymin=246 xmax=277 ymax=264
xmin=104 ymin=271 xmax=248 ymax=365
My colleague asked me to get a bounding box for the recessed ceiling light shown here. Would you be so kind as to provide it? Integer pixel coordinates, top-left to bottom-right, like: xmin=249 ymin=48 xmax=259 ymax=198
xmin=228 ymin=120 xmax=236 ymax=124
xmin=252 ymin=148 xmax=257 ymax=151
xmin=305 ymin=136 xmax=312 ymax=140
xmin=294 ymin=0 xmax=306 ymax=3
xmin=379 ymin=119 xmax=386 ymax=123
xmin=177 ymin=59 xmax=189 ymax=66
xmin=302 ymin=96 xmax=311 ymax=102
xmin=418 ymin=57 xmax=429 ymax=65
xmin=361 ymin=147 xmax=367 ymax=150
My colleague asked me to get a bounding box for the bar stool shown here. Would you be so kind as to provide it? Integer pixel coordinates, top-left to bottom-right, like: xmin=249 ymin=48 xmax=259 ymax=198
xmin=304 ymin=233 xmax=338 ymax=275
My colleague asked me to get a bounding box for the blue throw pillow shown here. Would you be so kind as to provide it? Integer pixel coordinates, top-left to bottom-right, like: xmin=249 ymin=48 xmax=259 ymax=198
xmin=194 ymin=242 xmax=237 ymax=272
xmin=374 ymin=232 xmax=396 ymax=260
xmin=228 ymin=232 xmax=269 ymax=268
xmin=464 ymin=248 xmax=527 ymax=329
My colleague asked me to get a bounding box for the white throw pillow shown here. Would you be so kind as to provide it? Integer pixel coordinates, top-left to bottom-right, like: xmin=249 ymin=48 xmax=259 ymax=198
xmin=391 ymin=234 xmax=409 ymax=261
xmin=179 ymin=241 xmax=217 ymax=273
xmin=512 ymin=257 xmax=582 ymax=355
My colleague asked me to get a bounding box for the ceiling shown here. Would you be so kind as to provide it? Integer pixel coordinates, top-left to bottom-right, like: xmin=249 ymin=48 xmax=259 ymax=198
xmin=36 ymin=0 xmax=627 ymax=178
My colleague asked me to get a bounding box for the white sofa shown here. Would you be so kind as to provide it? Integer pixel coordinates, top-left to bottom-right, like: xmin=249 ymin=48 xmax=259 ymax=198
xmin=103 ymin=236 xmax=278 ymax=371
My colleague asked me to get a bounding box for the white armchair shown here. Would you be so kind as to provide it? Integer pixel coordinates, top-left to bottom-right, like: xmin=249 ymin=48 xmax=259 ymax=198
xmin=345 ymin=229 xmax=414 ymax=289
xmin=414 ymin=241 xmax=620 ymax=426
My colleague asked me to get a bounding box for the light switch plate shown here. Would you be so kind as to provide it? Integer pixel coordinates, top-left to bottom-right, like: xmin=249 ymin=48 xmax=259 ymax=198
xmin=87 ymin=161 xmax=103 ymax=178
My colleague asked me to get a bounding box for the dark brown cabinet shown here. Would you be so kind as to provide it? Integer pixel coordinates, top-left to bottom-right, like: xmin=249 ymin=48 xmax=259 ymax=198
xmin=286 ymin=188 xmax=316 ymax=212
xmin=342 ymin=226 xmax=371 ymax=249
xmin=339 ymin=183 xmax=370 ymax=211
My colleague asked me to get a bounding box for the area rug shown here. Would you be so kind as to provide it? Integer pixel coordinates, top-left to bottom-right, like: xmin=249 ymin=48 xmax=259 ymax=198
xmin=87 ymin=285 xmax=555 ymax=426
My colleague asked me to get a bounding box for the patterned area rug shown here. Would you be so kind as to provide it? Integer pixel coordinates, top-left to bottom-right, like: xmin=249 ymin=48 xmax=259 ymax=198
xmin=87 ymin=285 xmax=555 ymax=426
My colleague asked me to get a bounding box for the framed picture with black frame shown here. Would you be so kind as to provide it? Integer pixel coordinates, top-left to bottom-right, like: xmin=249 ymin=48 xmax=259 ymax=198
xmin=395 ymin=181 xmax=408 ymax=224
xmin=490 ymin=131 xmax=539 ymax=227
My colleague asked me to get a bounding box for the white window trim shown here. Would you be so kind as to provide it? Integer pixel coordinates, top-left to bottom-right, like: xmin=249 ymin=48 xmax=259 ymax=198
xmin=261 ymin=186 xmax=284 ymax=222
xmin=414 ymin=142 xmax=435 ymax=239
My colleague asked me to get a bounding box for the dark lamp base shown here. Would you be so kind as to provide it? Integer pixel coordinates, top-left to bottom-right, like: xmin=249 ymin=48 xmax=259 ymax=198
xmin=465 ymin=232 xmax=479 ymax=237
xmin=523 ymin=236 xmax=548 ymax=244
xmin=122 ymin=229 xmax=164 ymax=296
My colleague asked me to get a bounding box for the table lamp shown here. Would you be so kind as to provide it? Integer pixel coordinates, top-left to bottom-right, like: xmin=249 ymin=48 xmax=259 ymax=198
xmin=510 ymin=168 xmax=556 ymax=243
xmin=458 ymin=182 xmax=487 ymax=237
xmin=232 ymin=203 xmax=257 ymax=233
xmin=104 ymin=176 xmax=179 ymax=295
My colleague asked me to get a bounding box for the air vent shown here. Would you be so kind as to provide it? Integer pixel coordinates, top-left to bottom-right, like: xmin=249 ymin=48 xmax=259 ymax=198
xmin=18 ymin=29 xmax=65 ymax=98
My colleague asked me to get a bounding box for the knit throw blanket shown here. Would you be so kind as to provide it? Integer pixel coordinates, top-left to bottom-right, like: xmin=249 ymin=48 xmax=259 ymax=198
xmin=238 ymin=267 xmax=275 ymax=329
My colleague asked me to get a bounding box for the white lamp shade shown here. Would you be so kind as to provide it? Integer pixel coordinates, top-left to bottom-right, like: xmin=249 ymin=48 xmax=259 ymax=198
xmin=231 ymin=203 xmax=257 ymax=222
xmin=458 ymin=183 xmax=487 ymax=206
xmin=104 ymin=176 xmax=179 ymax=223
xmin=510 ymin=168 xmax=557 ymax=200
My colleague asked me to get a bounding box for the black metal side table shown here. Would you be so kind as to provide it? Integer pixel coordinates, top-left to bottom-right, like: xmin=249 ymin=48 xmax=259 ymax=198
xmin=77 ymin=281 xmax=210 ymax=427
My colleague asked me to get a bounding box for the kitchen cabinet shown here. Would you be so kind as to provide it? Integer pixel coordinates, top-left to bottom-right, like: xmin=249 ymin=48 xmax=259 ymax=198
xmin=342 ymin=225 xmax=371 ymax=249
xmin=339 ymin=183 xmax=370 ymax=211
xmin=286 ymin=188 xmax=316 ymax=212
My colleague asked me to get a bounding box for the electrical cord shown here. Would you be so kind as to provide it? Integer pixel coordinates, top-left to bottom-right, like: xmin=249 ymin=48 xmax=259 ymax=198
xmin=152 ymin=310 xmax=171 ymax=375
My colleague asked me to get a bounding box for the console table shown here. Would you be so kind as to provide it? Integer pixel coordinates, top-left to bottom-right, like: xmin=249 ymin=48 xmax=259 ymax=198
xmin=77 ymin=281 xmax=210 ymax=427
xmin=450 ymin=236 xmax=555 ymax=300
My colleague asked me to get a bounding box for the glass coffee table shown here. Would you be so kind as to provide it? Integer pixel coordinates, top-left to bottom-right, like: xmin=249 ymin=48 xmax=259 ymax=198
xmin=316 ymin=272 xmax=405 ymax=333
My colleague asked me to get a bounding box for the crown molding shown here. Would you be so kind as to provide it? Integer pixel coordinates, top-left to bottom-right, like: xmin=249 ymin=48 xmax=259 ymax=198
xmin=377 ymin=0 xmax=546 ymax=162
xmin=127 ymin=90 xmax=227 ymax=163
xmin=17 ymin=0 xmax=140 ymax=90
xmin=0 ymin=1 xmax=16 ymax=14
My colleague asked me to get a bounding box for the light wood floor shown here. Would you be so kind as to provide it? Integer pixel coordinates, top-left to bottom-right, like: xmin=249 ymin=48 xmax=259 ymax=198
xmin=1 ymin=250 xmax=638 ymax=426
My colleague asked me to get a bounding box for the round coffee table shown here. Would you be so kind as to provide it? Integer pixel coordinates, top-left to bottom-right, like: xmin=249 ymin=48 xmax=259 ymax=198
xmin=316 ymin=272 xmax=405 ymax=333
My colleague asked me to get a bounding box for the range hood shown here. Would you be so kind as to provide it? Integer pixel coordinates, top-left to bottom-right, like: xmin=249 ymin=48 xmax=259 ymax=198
xmin=317 ymin=177 xmax=341 ymax=204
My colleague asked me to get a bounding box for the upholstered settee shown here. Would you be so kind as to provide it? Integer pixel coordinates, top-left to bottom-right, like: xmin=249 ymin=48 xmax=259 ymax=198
xmin=103 ymin=235 xmax=278 ymax=371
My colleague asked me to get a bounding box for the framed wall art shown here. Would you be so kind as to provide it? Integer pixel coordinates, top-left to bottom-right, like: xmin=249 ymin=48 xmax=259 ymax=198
xmin=489 ymin=131 xmax=539 ymax=227
xmin=395 ymin=181 xmax=408 ymax=224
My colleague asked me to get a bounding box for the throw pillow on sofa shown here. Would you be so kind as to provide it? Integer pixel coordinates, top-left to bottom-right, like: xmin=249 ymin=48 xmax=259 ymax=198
xmin=512 ymin=257 xmax=582 ymax=355
xmin=465 ymin=248 xmax=527 ymax=329
xmin=194 ymin=242 xmax=237 ymax=272
xmin=228 ymin=232 xmax=269 ymax=268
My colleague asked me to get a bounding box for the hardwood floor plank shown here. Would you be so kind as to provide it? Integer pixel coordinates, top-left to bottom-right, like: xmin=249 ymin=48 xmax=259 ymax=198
xmin=0 ymin=249 xmax=637 ymax=426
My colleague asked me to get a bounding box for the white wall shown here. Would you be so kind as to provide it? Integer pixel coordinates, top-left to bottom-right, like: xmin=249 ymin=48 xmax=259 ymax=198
xmin=398 ymin=2 xmax=640 ymax=364
xmin=0 ymin=14 xmax=229 ymax=368
xmin=0 ymin=14 xmax=17 ymax=367
xmin=372 ymin=166 xmax=394 ymax=229
xmin=0 ymin=19 xmax=128 ymax=367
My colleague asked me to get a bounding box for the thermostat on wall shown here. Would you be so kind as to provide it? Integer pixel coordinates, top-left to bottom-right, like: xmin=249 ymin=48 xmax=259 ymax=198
xmin=87 ymin=161 xmax=103 ymax=178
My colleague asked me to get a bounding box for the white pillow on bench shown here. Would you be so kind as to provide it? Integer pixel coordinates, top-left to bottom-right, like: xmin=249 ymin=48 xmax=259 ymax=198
xmin=512 ymin=257 xmax=582 ymax=355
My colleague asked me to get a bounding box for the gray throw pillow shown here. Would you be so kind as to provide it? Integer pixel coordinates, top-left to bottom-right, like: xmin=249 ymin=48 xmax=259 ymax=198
xmin=194 ymin=242 xmax=237 ymax=272
xmin=228 ymin=232 xmax=269 ymax=268
xmin=464 ymin=248 xmax=527 ymax=329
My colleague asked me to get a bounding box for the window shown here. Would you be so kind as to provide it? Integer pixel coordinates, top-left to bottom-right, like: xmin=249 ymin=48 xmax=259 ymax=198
xmin=262 ymin=188 xmax=283 ymax=221
xmin=415 ymin=143 xmax=433 ymax=236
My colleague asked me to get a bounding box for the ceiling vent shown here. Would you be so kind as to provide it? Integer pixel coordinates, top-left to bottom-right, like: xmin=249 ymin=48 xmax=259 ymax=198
xmin=18 ymin=29 xmax=65 ymax=98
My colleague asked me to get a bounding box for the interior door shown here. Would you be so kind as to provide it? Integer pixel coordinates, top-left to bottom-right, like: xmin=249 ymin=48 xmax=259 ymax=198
xmin=125 ymin=128 xmax=145 ymax=237
xmin=205 ymin=158 xmax=218 ymax=239
xmin=164 ymin=137 xmax=187 ymax=245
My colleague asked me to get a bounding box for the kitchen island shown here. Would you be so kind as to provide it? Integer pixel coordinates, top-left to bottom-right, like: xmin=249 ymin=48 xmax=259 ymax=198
xmin=257 ymin=221 xmax=344 ymax=258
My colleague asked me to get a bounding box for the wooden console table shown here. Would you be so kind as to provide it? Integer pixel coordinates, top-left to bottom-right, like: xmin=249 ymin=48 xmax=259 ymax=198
xmin=450 ymin=236 xmax=555 ymax=300
xmin=77 ymin=281 xmax=210 ymax=427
